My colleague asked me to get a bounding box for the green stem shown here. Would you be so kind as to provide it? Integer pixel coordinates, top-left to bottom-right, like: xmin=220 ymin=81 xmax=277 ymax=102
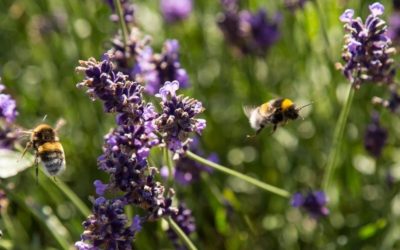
xmin=312 ymin=0 xmax=333 ymax=62
xmin=164 ymin=147 xmax=174 ymax=187
xmin=186 ymin=151 xmax=290 ymax=198
xmin=167 ymin=217 xmax=198 ymax=250
xmin=322 ymin=86 xmax=355 ymax=190
xmin=51 ymin=178 xmax=91 ymax=217
xmin=113 ymin=0 xmax=129 ymax=48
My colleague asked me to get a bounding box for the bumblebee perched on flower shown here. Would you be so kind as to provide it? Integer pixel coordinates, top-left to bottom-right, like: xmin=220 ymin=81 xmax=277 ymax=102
xmin=21 ymin=119 xmax=66 ymax=179
xmin=243 ymin=98 xmax=311 ymax=136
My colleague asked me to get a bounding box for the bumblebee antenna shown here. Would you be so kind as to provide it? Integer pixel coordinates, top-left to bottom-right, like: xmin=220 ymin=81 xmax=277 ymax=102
xmin=54 ymin=118 xmax=66 ymax=132
xmin=296 ymin=102 xmax=314 ymax=111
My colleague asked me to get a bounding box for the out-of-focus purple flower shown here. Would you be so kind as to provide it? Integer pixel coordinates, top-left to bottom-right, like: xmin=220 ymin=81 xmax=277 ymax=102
xmin=364 ymin=112 xmax=387 ymax=158
xmin=0 ymin=190 xmax=8 ymax=212
xmin=160 ymin=0 xmax=192 ymax=23
xmin=0 ymin=124 xmax=18 ymax=149
xmin=217 ymin=1 xmax=281 ymax=56
xmin=284 ymin=0 xmax=308 ymax=12
xmin=291 ymin=191 xmax=329 ymax=218
xmin=388 ymin=12 xmax=400 ymax=47
xmin=0 ymin=84 xmax=18 ymax=123
xmin=372 ymin=87 xmax=400 ymax=113
xmin=166 ymin=203 xmax=196 ymax=250
xmin=136 ymin=40 xmax=189 ymax=94
xmin=155 ymin=81 xmax=206 ymax=157
xmin=109 ymin=29 xmax=148 ymax=81
xmin=339 ymin=2 xmax=396 ymax=88
xmin=385 ymin=170 xmax=396 ymax=188
xmin=161 ymin=138 xmax=217 ymax=185
xmin=78 ymin=197 xmax=141 ymax=249
xmin=105 ymin=0 xmax=135 ymax=24
xmin=394 ymin=0 xmax=400 ymax=10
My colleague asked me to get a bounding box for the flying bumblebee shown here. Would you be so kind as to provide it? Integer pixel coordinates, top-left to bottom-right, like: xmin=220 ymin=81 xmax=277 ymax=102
xmin=243 ymin=98 xmax=312 ymax=137
xmin=21 ymin=119 xmax=66 ymax=179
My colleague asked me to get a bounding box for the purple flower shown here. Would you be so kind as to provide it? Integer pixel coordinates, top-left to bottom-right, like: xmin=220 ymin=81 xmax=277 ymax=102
xmin=75 ymin=241 xmax=95 ymax=250
xmin=76 ymin=57 xmax=181 ymax=247
xmin=166 ymin=203 xmax=196 ymax=249
xmin=78 ymin=197 xmax=141 ymax=249
xmin=217 ymin=1 xmax=281 ymax=56
xmin=339 ymin=2 xmax=396 ymax=88
xmin=0 ymin=84 xmax=18 ymax=123
xmin=94 ymin=180 xmax=108 ymax=196
xmin=136 ymin=40 xmax=189 ymax=94
xmin=284 ymin=0 xmax=308 ymax=12
xmin=108 ymin=29 xmax=145 ymax=81
xmin=76 ymin=56 xmax=145 ymax=124
xmin=364 ymin=112 xmax=387 ymax=158
xmin=105 ymin=0 xmax=135 ymax=24
xmin=163 ymin=138 xmax=216 ymax=185
xmin=387 ymin=12 xmax=400 ymax=47
xmin=291 ymin=191 xmax=329 ymax=218
xmin=155 ymin=81 xmax=206 ymax=156
xmin=160 ymin=0 xmax=192 ymax=23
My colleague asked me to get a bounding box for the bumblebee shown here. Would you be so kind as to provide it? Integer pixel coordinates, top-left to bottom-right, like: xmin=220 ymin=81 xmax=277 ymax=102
xmin=21 ymin=120 xmax=66 ymax=179
xmin=243 ymin=98 xmax=311 ymax=136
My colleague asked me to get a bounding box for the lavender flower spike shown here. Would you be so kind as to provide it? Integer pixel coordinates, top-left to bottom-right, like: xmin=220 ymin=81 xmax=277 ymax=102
xmin=78 ymin=197 xmax=141 ymax=249
xmin=160 ymin=0 xmax=192 ymax=23
xmin=339 ymin=2 xmax=396 ymax=88
xmin=0 ymin=83 xmax=18 ymax=123
xmin=364 ymin=112 xmax=387 ymax=158
xmin=291 ymin=191 xmax=329 ymax=218
xmin=155 ymin=80 xmax=206 ymax=157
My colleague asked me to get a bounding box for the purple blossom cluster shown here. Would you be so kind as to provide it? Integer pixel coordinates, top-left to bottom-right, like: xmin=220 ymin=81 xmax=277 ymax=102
xmin=284 ymin=0 xmax=308 ymax=12
xmin=0 ymin=84 xmax=18 ymax=123
xmin=0 ymin=82 xmax=19 ymax=149
xmin=166 ymin=203 xmax=196 ymax=250
xmin=217 ymin=0 xmax=281 ymax=56
xmin=155 ymin=81 xmax=205 ymax=157
xmin=364 ymin=112 xmax=387 ymax=158
xmin=108 ymin=32 xmax=189 ymax=95
xmin=136 ymin=40 xmax=190 ymax=95
xmin=105 ymin=0 xmax=135 ymax=24
xmin=160 ymin=0 xmax=192 ymax=23
xmin=75 ymin=198 xmax=141 ymax=250
xmin=161 ymin=138 xmax=217 ymax=185
xmin=291 ymin=191 xmax=329 ymax=218
xmin=75 ymin=55 xmax=203 ymax=248
xmin=339 ymin=2 xmax=396 ymax=88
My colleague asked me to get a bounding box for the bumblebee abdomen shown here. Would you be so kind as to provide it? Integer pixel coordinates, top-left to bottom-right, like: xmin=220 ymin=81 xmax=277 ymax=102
xmin=38 ymin=142 xmax=65 ymax=176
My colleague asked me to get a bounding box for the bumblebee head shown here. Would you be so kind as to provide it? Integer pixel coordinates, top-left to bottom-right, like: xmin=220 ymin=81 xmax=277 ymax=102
xmin=33 ymin=124 xmax=56 ymax=142
xmin=280 ymin=99 xmax=298 ymax=119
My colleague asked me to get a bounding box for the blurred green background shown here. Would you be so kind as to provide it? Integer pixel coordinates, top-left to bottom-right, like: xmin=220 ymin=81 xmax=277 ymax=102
xmin=1 ymin=0 xmax=400 ymax=249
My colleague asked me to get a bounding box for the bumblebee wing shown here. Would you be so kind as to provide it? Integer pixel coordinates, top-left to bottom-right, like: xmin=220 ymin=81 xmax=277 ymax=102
xmin=0 ymin=149 xmax=32 ymax=178
xmin=243 ymin=106 xmax=256 ymax=118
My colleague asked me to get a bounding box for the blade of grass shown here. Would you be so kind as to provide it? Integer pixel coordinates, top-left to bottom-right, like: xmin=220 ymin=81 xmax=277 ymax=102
xmin=186 ymin=151 xmax=290 ymax=198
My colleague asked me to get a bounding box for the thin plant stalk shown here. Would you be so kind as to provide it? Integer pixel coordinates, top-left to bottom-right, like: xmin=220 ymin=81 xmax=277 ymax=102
xmin=113 ymin=0 xmax=129 ymax=48
xmin=167 ymin=217 xmax=198 ymax=250
xmin=322 ymin=86 xmax=355 ymax=190
xmin=186 ymin=151 xmax=290 ymax=198
xmin=164 ymin=147 xmax=174 ymax=188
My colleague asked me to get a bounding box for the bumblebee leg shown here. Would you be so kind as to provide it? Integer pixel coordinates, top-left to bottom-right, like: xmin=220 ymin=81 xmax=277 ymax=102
xmin=34 ymin=154 xmax=39 ymax=184
xmin=270 ymin=124 xmax=277 ymax=134
xmin=20 ymin=141 xmax=33 ymax=160
xmin=246 ymin=125 xmax=264 ymax=139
